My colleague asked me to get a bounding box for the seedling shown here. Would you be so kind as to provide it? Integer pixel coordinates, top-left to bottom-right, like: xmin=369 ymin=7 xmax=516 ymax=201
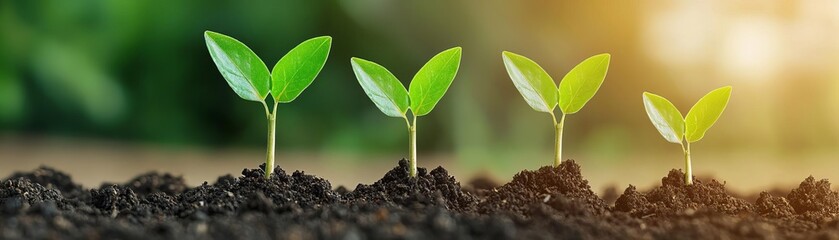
xmin=642 ymin=86 xmax=732 ymax=185
xmin=502 ymin=52 xmax=610 ymax=167
xmin=350 ymin=47 xmax=462 ymax=177
xmin=204 ymin=31 xmax=332 ymax=179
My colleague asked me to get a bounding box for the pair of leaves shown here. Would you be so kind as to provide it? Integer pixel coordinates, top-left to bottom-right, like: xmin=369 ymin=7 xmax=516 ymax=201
xmin=643 ymin=86 xmax=732 ymax=144
xmin=502 ymin=52 xmax=610 ymax=115
xmin=204 ymin=31 xmax=331 ymax=103
xmin=350 ymin=47 xmax=462 ymax=118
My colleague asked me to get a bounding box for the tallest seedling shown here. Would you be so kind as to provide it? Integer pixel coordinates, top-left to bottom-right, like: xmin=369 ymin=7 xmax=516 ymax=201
xmin=204 ymin=31 xmax=331 ymax=179
xmin=502 ymin=52 xmax=610 ymax=167
xmin=351 ymin=47 xmax=462 ymax=177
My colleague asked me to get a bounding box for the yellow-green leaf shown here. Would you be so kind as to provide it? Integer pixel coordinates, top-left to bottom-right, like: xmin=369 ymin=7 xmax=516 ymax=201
xmin=558 ymin=54 xmax=610 ymax=114
xmin=204 ymin=31 xmax=270 ymax=102
xmin=350 ymin=57 xmax=409 ymax=118
xmin=271 ymin=36 xmax=332 ymax=103
xmin=502 ymin=51 xmax=557 ymax=113
xmin=643 ymin=92 xmax=685 ymax=144
xmin=685 ymin=86 xmax=732 ymax=143
xmin=409 ymin=47 xmax=462 ymax=116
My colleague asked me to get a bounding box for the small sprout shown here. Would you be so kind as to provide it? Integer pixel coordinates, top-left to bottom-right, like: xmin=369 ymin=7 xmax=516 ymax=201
xmin=351 ymin=47 xmax=462 ymax=177
xmin=204 ymin=31 xmax=332 ymax=179
xmin=502 ymin=52 xmax=610 ymax=167
xmin=642 ymin=86 xmax=732 ymax=185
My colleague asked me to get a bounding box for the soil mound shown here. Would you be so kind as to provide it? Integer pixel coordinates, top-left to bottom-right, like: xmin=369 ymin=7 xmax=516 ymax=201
xmin=90 ymin=185 xmax=140 ymax=217
xmin=478 ymin=160 xmax=607 ymax=216
xmin=0 ymin=178 xmax=66 ymax=209
xmin=345 ymin=159 xmax=477 ymax=212
xmin=120 ymin=172 xmax=189 ymax=195
xmin=5 ymin=166 xmax=85 ymax=199
xmin=614 ymin=169 xmax=751 ymax=217
xmin=175 ymin=164 xmax=339 ymax=217
xmin=755 ymin=192 xmax=795 ymax=218
xmin=786 ymin=176 xmax=839 ymax=223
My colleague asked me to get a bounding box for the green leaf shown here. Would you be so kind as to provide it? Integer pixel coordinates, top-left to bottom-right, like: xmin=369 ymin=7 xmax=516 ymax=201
xmin=501 ymin=51 xmax=557 ymax=113
xmin=350 ymin=57 xmax=409 ymax=118
xmin=685 ymin=86 xmax=732 ymax=143
xmin=642 ymin=92 xmax=685 ymax=144
xmin=409 ymin=47 xmax=462 ymax=116
xmin=204 ymin=31 xmax=270 ymax=102
xmin=271 ymin=36 xmax=332 ymax=103
xmin=558 ymin=53 xmax=610 ymax=114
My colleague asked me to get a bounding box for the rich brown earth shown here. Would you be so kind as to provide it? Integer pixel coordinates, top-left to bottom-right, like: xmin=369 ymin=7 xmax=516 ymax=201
xmin=1 ymin=159 xmax=838 ymax=239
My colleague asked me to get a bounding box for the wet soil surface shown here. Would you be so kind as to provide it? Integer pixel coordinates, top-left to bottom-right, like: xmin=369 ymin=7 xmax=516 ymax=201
xmin=2 ymin=159 xmax=839 ymax=239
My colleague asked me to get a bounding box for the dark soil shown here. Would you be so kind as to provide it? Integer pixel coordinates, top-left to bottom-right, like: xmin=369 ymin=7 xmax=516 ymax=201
xmin=613 ymin=169 xmax=752 ymax=218
xmin=479 ymin=160 xmax=608 ymax=216
xmin=2 ymin=161 xmax=839 ymax=239
xmin=345 ymin=160 xmax=477 ymax=212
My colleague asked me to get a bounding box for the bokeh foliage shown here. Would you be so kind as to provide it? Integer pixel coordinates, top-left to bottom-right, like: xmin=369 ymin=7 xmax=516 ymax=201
xmin=3 ymin=0 xmax=839 ymax=179
xmin=0 ymin=0 xmax=439 ymax=153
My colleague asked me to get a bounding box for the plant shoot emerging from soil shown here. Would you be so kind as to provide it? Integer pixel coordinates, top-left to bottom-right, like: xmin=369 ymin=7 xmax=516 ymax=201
xmin=502 ymin=52 xmax=610 ymax=167
xmin=351 ymin=47 xmax=462 ymax=177
xmin=642 ymin=86 xmax=732 ymax=185
xmin=204 ymin=31 xmax=332 ymax=179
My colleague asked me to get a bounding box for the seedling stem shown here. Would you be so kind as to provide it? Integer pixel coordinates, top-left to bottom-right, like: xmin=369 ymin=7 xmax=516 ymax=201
xmin=681 ymin=141 xmax=692 ymax=185
xmin=407 ymin=114 xmax=418 ymax=177
xmin=262 ymin=101 xmax=279 ymax=179
xmin=550 ymin=112 xmax=567 ymax=167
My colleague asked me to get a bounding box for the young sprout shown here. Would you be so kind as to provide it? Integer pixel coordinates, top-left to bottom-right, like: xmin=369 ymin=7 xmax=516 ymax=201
xmin=350 ymin=47 xmax=462 ymax=177
xmin=642 ymin=86 xmax=732 ymax=185
xmin=502 ymin=52 xmax=610 ymax=167
xmin=204 ymin=31 xmax=332 ymax=179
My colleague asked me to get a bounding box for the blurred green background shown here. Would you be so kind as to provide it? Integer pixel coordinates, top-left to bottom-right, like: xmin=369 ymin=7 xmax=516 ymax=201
xmin=2 ymin=0 xmax=839 ymax=193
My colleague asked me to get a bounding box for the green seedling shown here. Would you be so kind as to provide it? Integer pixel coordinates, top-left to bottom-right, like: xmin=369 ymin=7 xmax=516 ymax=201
xmin=204 ymin=31 xmax=331 ymax=179
xmin=502 ymin=52 xmax=610 ymax=167
xmin=642 ymin=86 xmax=732 ymax=185
xmin=350 ymin=47 xmax=462 ymax=177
